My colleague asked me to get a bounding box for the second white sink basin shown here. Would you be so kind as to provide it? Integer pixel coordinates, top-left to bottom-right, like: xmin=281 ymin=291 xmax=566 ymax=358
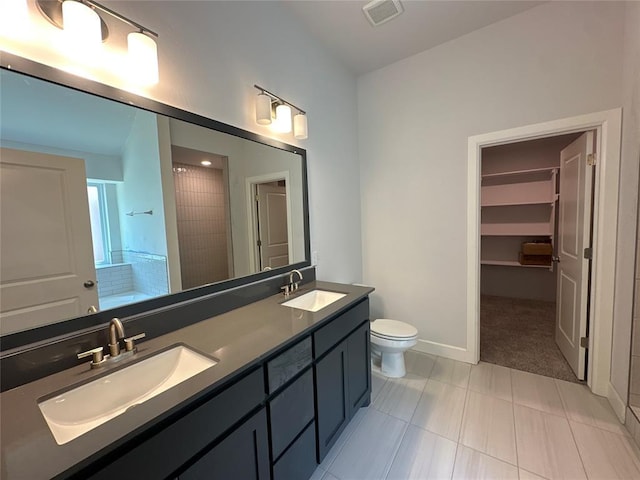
xmin=38 ymin=345 xmax=217 ymax=445
xmin=282 ymin=289 xmax=346 ymax=312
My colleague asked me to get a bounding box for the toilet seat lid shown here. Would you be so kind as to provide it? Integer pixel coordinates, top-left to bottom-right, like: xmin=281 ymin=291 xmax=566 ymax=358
xmin=371 ymin=319 xmax=418 ymax=339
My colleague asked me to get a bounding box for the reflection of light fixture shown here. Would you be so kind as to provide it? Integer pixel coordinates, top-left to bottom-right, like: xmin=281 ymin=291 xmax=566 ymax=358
xmin=36 ymin=0 xmax=159 ymax=85
xmin=200 ymin=160 xmax=212 ymax=166
xmin=254 ymin=85 xmax=308 ymax=139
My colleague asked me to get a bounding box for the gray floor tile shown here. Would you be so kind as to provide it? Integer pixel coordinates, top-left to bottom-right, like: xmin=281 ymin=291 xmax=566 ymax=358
xmin=460 ymin=390 xmax=516 ymax=465
xmin=386 ymin=425 xmax=457 ymax=479
xmin=373 ymin=374 xmax=427 ymax=421
xmin=570 ymin=420 xmax=640 ymax=479
xmin=469 ymin=362 xmax=512 ymax=402
xmin=511 ymin=369 xmax=565 ymax=417
xmin=371 ymin=369 xmax=388 ymax=403
xmin=514 ymin=404 xmax=586 ymax=479
xmin=452 ymin=445 xmax=519 ymax=479
xmin=319 ymin=407 xmax=367 ymax=470
xmin=518 ymin=468 xmax=547 ymax=479
xmin=329 ymin=408 xmax=407 ymax=480
xmin=410 ymin=379 xmax=466 ymax=441
xmin=430 ymin=357 xmax=471 ymax=388
xmin=405 ymin=350 xmax=437 ymax=378
xmin=555 ymin=379 xmax=627 ymax=435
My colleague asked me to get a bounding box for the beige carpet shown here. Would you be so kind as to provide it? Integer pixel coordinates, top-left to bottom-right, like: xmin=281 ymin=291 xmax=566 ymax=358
xmin=480 ymin=295 xmax=580 ymax=383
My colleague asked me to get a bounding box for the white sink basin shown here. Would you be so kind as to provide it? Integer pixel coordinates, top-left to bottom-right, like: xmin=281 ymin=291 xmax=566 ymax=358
xmin=281 ymin=289 xmax=346 ymax=312
xmin=38 ymin=345 xmax=217 ymax=445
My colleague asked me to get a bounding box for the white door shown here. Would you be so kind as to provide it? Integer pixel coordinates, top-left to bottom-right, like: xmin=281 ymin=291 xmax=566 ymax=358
xmin=0 ymin=148 xmax=98 ymax=335
xmin=256 ymin=183 xmax=289 ymax=270
xmin=555 ymin=132 xmax=594 ymax=380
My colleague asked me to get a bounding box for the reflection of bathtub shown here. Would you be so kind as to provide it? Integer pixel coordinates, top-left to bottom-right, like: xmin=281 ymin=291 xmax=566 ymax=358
xmin=99 ymin=291 xmax=153 ymax=310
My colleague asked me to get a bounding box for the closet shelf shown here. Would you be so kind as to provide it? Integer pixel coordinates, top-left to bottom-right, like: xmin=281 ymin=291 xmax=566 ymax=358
xmin=481 ymin=224 xmax=552 ymax=236
xmin=481 ymin=166 xmax=558 ymax=179
xmin=480 ymin=260 xmax=551 ymax=269
xmin=482 ymin=197 xmax=557 ymax=208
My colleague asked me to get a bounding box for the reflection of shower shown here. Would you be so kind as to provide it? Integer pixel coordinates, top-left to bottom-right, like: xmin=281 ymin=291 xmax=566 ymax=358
xmin=126 ymin=210 xmax=153 ymax=216
xmin=172 ymin=159 xmax=232 ymax=290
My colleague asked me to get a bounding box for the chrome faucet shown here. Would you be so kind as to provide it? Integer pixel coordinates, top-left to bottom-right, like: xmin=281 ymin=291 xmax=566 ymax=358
xmin=77 ymin=317 xmax=146 ymax=369
xmin=108 ymin=317 xmax=126 ymax=357
xmin=281 ymin=269 xmax=303 ymax=297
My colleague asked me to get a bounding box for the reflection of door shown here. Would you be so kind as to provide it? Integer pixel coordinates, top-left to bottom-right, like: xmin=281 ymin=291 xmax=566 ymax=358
xmin=555 ymin=132 xmax=594 ymax=380
xmin=256 ymin=182 xmax=289 ymax=270
xmin=0 ymin=148 xmax=98 ymax=335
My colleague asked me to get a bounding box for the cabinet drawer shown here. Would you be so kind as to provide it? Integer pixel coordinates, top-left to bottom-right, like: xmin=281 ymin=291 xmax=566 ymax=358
xmin=269 ymin=368 xmax=314 ymax=460
xmin=314 ymin=299 xmax=369 ymax=358
xmin=89 ymin=368 xmax=265 ymax=479
xmin=272 ymin=421 xmax=317 ymax=480
xmin=267 ymin=336 xmax=312 ymax=393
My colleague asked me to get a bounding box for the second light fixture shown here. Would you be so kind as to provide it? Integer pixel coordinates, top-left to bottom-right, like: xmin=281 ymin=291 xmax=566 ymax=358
xmin=254 ymin=85 xmax=308 ymax=140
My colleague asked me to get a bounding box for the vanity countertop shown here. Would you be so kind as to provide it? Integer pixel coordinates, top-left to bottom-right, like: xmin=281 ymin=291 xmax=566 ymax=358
xmin=0 ymin=280 xmax=374 ymax=480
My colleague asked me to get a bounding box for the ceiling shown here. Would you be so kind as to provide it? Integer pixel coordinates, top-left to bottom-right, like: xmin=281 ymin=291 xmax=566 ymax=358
xmin=1 ymin=69 xmax=136 ymax=155
xmin=284 ymin=0 xmax=544 ymax=75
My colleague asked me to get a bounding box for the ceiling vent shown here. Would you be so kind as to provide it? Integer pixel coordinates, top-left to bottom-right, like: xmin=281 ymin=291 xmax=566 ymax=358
xmin=362 ymin=0 xmax=404 ymax=27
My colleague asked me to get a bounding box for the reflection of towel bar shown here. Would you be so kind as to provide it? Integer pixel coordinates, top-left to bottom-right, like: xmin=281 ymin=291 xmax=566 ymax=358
xmin=126 ymin=210 xmax=153 ymax=216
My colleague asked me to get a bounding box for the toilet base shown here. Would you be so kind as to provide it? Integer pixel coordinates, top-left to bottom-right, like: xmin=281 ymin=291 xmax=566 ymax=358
xmin=379 ymin=351 xmax=406 ymax=378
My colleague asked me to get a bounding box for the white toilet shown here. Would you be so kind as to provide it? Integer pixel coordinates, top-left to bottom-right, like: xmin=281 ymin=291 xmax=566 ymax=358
xmin=370 ymin=319 xmax=418 ymax=378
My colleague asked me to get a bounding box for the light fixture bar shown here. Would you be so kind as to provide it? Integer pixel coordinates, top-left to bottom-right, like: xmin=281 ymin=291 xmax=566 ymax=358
xmin=254 ymin=84 xmax=306 ymax=115
xmin=81 ymin=0 xmax=158 ymax=37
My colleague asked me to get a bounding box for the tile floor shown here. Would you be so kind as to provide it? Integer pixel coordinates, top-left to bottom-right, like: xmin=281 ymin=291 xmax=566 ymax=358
xmin=311 ymin=351 xmax=640 ymax=480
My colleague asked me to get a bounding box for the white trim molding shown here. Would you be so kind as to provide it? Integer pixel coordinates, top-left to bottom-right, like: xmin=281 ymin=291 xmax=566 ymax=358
xmin=467 ymin=109 xmax=622 ymax=396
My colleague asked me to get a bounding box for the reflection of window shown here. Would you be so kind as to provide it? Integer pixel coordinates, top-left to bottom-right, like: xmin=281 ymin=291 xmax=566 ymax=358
xmin=87 ymin=183 xmax=110 ymax=264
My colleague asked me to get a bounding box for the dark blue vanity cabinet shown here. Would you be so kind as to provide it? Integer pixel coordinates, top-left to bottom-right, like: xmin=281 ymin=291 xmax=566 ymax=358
xmin=85 ymin=298 xmax=370 ymax=480
xmin=315 ymin=300 xmax=371 ymax=461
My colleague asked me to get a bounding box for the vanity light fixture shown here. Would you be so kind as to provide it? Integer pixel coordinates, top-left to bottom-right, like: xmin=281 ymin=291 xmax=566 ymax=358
xmin=254 ymin=85 xmax=308 ymax=139
xmin=36 ymin=0 xmax=159 ymax=85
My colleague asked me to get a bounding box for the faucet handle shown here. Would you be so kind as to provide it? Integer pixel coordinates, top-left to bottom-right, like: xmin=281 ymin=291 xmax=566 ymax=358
xmin=281 ymin=284 xmax=291 ymax=296
xmin=77 ymin=347 xmax=105 ymax=368
xmin=124 ymin=332 xmax=146 ymax=352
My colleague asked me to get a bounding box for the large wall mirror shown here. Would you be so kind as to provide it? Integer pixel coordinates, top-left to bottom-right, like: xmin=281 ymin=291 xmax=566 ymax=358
xmin=0 ymin=54 xmax=310 ymax=349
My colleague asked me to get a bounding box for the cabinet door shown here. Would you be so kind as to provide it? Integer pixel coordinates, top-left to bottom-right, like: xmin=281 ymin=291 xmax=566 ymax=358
xmin=315 ymin=341 xmax=348 ymax=462
xmin=347 ymin=322 xmax=371 ymax=417
xmin=180 ymin=408 xmax=269 ymax=480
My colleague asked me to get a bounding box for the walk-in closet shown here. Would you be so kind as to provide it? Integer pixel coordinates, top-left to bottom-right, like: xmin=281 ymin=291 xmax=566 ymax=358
xmin=480 ymin=131 xmax=595 ymax=383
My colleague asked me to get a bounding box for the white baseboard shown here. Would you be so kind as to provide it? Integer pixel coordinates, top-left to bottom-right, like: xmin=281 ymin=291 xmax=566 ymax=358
xmin=413 ymin=338 xmax=476 ymax=364
xmin=608 ymin=382 xmax=627 ymax=423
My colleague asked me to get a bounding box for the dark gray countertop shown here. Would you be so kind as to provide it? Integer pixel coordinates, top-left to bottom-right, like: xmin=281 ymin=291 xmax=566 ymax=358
xmin=0 ymin=281 xmax=374 ymax=480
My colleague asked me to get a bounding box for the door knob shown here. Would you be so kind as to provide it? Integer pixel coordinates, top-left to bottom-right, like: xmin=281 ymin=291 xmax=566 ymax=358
xmin=87 ymin=305 xmax=98 ymax=314
xmin=552 ymin=256 xmax=561 ymax=263
xmin=84 ymin=280 xmax=95 ymax=288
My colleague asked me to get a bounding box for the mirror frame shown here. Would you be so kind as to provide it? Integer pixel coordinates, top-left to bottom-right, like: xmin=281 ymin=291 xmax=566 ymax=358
xmin=0 ymin=52 xmax=311 ymax=352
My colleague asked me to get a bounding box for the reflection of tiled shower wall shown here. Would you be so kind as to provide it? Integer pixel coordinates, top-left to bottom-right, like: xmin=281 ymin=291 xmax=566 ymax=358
xmin=96 ymin=264 xmax=133 ymax=296
xmin=121 ymin=251 xmax=169 ymax=296
xmin=173 ymin=162 xmax=229 ymax=290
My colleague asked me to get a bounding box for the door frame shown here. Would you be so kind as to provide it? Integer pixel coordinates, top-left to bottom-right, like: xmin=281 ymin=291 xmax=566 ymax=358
xmin=466 ymin=109 xmax=622 ymax=400
xmin=245 ymin=171 xmax=292 ymax=272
